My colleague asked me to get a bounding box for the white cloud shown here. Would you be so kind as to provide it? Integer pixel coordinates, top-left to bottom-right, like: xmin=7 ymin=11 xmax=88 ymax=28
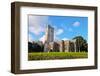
xmin=54 ymin=35 xmax=59 ymax=41
xmin=54 ymin=28 xmax=64 ymax=40
xmin=62 ymin=38 xmax=69 ymax=40
xmin=39 ymin=35 xmax=45 ymax=43
xmin=73 ymin=21 xmax=80 ymax=27
xmin=29 ymin=15 xmax=48 ymax=35
xmin=28 ymin=34 xmax=33 ymax=42
xmin=56 ymin=29 xmax=64 ymax=35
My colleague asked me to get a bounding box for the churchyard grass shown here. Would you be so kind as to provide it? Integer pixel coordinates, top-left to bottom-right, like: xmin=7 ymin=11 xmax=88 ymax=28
xmin=28 ymin=52 xmax=88 ymax=60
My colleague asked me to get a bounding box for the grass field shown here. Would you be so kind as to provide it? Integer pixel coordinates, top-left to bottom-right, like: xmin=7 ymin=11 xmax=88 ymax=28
xmin=28 ymin=52 xmax=88 ymax=60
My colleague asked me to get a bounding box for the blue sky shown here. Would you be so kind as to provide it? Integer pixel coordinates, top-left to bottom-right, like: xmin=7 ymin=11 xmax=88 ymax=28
xmin=28 ymin=15 xmax=88 ymax=43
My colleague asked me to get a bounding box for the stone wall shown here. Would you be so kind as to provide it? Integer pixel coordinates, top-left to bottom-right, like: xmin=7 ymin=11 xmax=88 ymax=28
xmin=44 ymin=40 xmax=76 ymax=52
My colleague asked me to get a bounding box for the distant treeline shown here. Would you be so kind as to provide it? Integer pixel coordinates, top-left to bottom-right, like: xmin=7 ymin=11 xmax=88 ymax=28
xmin=28 ymin=41 xmax=44 ymax=52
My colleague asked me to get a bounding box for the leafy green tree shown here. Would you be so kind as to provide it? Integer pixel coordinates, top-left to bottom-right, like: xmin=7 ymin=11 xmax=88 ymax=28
xmin=28 ymin=41 xmax=44 ymax=52
xmin=73 ymin=36 xmax=88 ymax=52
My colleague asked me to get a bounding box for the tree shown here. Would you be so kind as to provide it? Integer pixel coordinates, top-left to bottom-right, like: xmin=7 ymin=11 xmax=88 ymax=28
xmin=28 ymin=42 xmax=33 ymax=52
xmin=73 ymin=36 xmax=88 ymax=52
xmin=28 ymin=41 xmax=44 ymax=52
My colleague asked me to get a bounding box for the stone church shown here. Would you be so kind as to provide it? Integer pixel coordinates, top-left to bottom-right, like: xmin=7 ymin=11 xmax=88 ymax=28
xmin=44 ymin=25 xmax=77 ymax=52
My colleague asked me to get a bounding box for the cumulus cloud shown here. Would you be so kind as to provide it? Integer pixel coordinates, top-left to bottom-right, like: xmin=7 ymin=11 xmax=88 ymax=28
xmin=62 ymin=38 xmax=69 ymax=40
xmin=53 ymin=28 xmax=64 ymax=41
xmin=39 ymin=35 xmax=45 ymax=43
xmin=56 ymin=29 xmax=64 ymax=35
xmin=29 ymin=15 xmax=48 ymax=35
xmin=73 ymin=21 xmax=80 ymax=27
xmin=54 ymin=35 xmax=59 ymax=41
xmin=28 ymin=34 xmax=33 ymax=42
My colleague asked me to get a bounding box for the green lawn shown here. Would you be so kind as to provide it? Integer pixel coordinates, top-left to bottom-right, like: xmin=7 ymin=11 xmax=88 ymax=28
xmin=28 ymin=52 xmax=88 ymax=60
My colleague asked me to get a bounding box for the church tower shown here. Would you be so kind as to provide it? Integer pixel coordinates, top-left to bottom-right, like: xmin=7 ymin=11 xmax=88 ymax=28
xmin=45 ymin=25 xmax=54 ymax=42
xmin=44 ymin=25 xmax=54 ymax=52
